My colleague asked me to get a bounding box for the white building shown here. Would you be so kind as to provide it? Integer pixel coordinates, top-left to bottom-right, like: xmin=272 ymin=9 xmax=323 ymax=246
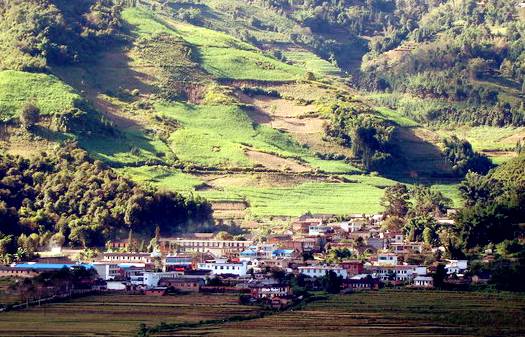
xmin=102 ymin=252 xmax=154 ymax=264
xmin=298 ymin=265 xmax=348 ymax=279
xmin=445 ymin=260 xmax=468 ymax=275
xmin=369 ymin=265 xmax=420 ymax=282
xmin=376 ymin=253 xmax=398 ymax=266
xmin=339 ymin=220 xmax=365 ymax=233
xmin=92 ymin=262 xmax=121 ymax=280
xmin=308 ymin=225 xmax=332 ymax=236
xmin=160 ymin=238 xmax=252 ymax=257
xmin=197 ymin=259 xmax=249 ymax=277
xmin=239 ymin=244 xmax=277 ymax=262
xmin=143 ymin=271 xmax=184 ymax=288
xmin=413 ymin=276 xmax=434 ymax=288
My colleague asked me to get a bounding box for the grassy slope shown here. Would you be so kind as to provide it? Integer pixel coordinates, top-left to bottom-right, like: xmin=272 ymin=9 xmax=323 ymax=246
xmin=158 ymin=102 xmax=314 ymax=168
xmin=170 ymin=0 xmax=340 ymax=78
xmin=123 ymin=8 xmax=304 ymax=81
xmin=115 ymin=7 xmax=464 ymax=217
xmin=0 ymin=5 xmax=465 ymax=218
xmin=79 ymin=129 xmax=171 ymax=167
xmin=0 ymin=70 xmax=81 ymax=120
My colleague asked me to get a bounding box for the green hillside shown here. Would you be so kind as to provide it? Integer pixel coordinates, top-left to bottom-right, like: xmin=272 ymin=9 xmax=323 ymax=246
xmin=5 ymin=0 xmax=523 ymax=221
xmin=0 ymin=71 xmax=81 ymax=120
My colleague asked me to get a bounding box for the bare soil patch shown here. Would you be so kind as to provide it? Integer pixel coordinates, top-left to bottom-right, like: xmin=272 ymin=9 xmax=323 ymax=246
xmin=246 ymin=150 xmax=311 ymax=172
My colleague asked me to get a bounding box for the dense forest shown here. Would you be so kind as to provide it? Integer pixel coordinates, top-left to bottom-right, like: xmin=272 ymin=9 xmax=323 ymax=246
xmin=0 ymin=143 xmax=212 ymax=263
xmin=0 ymin=0 xmax=122 ymax=71
xmin=250 ymin=0 xmax=525 ymax=127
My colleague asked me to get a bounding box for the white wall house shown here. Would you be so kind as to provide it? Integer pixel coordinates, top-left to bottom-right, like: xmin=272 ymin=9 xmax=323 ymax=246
xmin=92 ymin=262 xmax=121 ymax=280
xmin=160 ymin=238 xmax=252 ymax=257
xmin=298 ymin=265 xmax=348 ymax=279
xmin=197 ymin=259 xmax=249 ymax=277
xmin=369 ymin=265 xmax=419 ymax=282
xmin=445 ymin=260 xmax=468 ymax=275
xmin=102 ymin=252 xmax=153 ymax=264
xmin=376 ymin=253 xmax=398 ymax=266
xmin=413 ymin=276 xmax=434 ymax=288
xmin=308 ymin=225 xmax=332 ymax=236
xmin=143 ymin=271 xmax=184 ymax=288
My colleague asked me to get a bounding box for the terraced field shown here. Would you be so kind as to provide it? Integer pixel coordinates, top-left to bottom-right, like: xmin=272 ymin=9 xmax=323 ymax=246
xmin=0 ymin=1 xmax=466 ymax=220
xmin=0 ymin=293 xmax=262 ymax=337
xmin=165 ymin=290 xmax=525 ymax=337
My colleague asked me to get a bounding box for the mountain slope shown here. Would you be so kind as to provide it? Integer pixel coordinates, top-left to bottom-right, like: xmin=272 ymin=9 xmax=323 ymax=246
xmin=0 ymin=0 xmax=493 ymax=220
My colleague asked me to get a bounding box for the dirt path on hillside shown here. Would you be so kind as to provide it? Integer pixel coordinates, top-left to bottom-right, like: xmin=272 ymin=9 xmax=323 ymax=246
xmin=501 ymin=129 xmax=525 ymax=144
xmin=246 ymin=150 xmax=311 ymax=172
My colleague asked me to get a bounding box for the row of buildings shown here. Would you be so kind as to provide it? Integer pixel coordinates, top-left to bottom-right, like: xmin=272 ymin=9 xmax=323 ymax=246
xmin=2 ymin=213 xmax=475 ymax=301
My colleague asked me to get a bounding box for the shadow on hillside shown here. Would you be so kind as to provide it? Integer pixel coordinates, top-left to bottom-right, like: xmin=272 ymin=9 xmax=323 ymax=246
xmin=51 ymin=40 xmax=156 ymax=130
xmin=384 ymin=127 xmax=459 ymax=185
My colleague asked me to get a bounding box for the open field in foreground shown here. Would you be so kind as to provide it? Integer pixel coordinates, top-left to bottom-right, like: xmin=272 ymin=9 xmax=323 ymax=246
xmin=0 ymin=293 xmax=262 ymax=337
xmin=166 ymin=290 xmax=525 ymax=337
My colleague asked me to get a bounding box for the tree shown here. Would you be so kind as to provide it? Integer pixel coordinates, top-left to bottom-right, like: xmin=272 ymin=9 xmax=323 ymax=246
xmin=422 ymin=227 xmax=439 ymax=246
xmin=433 ymin=264 xmax=447 ymax=289
xmin=20 ymin=102 xmax=39 ymax=130
xmin=215 ymin=231 xmax=233 ymax=240
xmin=381 ymin=216 xmax=404 ymax=232
xmin=459 ymin=172 xmax=504 ymax=207
xmin=443 ymin=136 xmax=494 ymax=176
xmin=0 ymin=234 xmax=14 ymax=258
xmin=409 ymin=185 xmax=452 ymax=217
xmin=50 ymin=232 xmax=65 ymax=247
xmin=381 ymin=183 xmax=410 ymax=217
xmin=127 ymin=229 xmax=137 ymax=252
xmin=322 ymin=271 xmax=342 ymax=294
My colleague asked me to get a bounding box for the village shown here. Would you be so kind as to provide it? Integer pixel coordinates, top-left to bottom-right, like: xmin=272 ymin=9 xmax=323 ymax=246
xmin=1 ymin=210 xmax=490 ymax=311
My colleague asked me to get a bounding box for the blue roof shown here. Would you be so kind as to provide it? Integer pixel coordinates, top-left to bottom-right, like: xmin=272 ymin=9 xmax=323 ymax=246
xmin=166 ymin=257 xmax=192 ymax=262
xmin=272 ymin=249 xmax=294 ymax=255
xmin=240 ymin=249 xmax=257 ymax=256
xmin=14 ymin=263 xmax=94 ymax=270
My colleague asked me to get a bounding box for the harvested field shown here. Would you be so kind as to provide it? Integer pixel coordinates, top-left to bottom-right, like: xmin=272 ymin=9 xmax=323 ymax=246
xmin=0 ymin=293 xmax=262 ymax=337
xmin=163 ymin=290 xmax=525 ymax=337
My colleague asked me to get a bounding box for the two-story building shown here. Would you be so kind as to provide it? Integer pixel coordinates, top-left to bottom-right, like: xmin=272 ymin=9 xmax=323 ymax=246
xmin=102 ymin=252 xmax=154 ymax=264
xmin=197 ymin=259 xmax=250 ymax=277
xmin=298 ymin=265 xmax=348 ymax=279
xmin=160 ymin=238 xmax=251 ymax=257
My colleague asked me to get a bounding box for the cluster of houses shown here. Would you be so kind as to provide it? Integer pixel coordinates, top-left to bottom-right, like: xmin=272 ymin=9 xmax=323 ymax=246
xmin=1 ymin=213 xmax=481 ymax=306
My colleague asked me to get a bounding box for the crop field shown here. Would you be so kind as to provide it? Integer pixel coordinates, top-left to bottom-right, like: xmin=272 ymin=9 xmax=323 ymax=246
xmin=283 ymin=50 xmax=341 ymax=77
xmin=156 ymin=102 xmax=359 ymax=173
xmin=0 ymin=278 xmax=18 ymax=307
xmin=201 ymin=180 xmax=387 ymax=216
xmin=167 ymin=290 xmax=525 ymax=337
xmin=79 ymin=128 xmax=171 ymax=166
xmin=435 ymin=126 xmax=525 ymax=151
xmin=117 ymin=166 xmax=461 ymax=217
xmin=0 ymin=70 xmax=81 ymax=120
xmin=122 ymin=8 xmax=304 ymax=82
xmin=0 ymin=293 xmax=262 ymax=337
xmin=158 ymin=102 xmax=305 ymax=167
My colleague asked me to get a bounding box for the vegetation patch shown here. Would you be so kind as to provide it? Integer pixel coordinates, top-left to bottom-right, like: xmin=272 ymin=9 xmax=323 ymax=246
xmin=0 ymin=71 xmax=82 ymax=121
